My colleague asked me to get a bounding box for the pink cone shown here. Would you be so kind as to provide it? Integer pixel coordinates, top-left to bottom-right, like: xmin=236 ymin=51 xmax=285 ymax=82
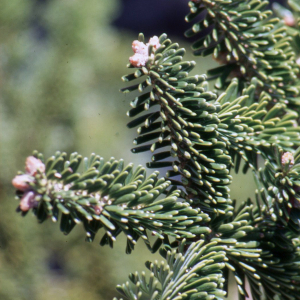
xmin=19 ymin=191 xmax=38 ymax=211
xmin=25 ymin=156 xmax=45 ymax=175
xmin=12 ymin=174 xmax=35 ymax=191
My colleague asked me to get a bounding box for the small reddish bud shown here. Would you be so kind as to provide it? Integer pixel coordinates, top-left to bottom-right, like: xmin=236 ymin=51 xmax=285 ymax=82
xmin=284 ymin=15 xmax=296 ymax=27
xmin=92 ymin=205 xmax=103 ymax=215
xmin=12 ymin=174 xmax=34 ymax=191
xmin=19 ymin=191 xmax=38 ymax=211
xmin=25 ymin=156 xmax=45 ymax=176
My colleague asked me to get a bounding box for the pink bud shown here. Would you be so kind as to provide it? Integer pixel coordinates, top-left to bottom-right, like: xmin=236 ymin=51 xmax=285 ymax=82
xmin=132 ymin=40 xmax=148 ymax=55
xmin=19 ymin=191 xmax=38 ymax=211
xmin=281 ymin=152 xmax=294 ymax=166
xmin=147 ymin=36 xmax=160 ymax=51
xmin=92 ymin=205 xmax=103 ymax=215
xmin=12 ymin=174 xmax=34 ymax=191
xmin=25 ymin=156 xmax=45 ymax=176
xmin=129 ymin=36 xmax=161 ymax=67
xmin=129 ymin=53 xmax=149 ymax=67
xmin=284 ymin=15 xmax=296 ymax=27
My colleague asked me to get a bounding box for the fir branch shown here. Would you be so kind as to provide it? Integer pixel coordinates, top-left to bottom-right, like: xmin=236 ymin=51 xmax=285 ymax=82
xmin=121 ymin=33 xmax=300 ymax=219
xmin=216 ymin=78 xmax=300 ymax=172
xmin=12 ymin=152 xmax=211 ymax=253
xmin=254 ymin=146 xmax=300 ymax=235
xmin=114 ymin=239 xmax=227 ymax=300
xmin=185 ymin=0 xmax=300 ymax=108
xmin=215 ymin=200 xmax=300 ymax=300
xmin=230 ymin=219 xmax=300 ymax=300
xmin=122 ymin=34 xmax=233 ymax=220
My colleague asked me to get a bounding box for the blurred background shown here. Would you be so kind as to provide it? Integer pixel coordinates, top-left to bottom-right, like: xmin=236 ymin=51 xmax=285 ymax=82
xmin=0 ymin=0 xmax=286 ymax=299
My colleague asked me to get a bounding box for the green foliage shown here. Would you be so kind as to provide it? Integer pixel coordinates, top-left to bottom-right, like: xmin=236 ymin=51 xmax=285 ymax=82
xmin=122 ymin=33 xmax=232 ymax=219
xmin=14 ymin=151 xmax=210 ymax=253
xmin=121 ymin=33 xmax=300 ymax=228
xmin=115 ymin=239 xmax=227 ymax=300
xmin=255 ymin=146 xmax=300 ymax=234
xmin=10 ymin=0 xmax=300 ymax=300
xmin=216 ymin=199 xmax=300 ymax=300
xmin=185 ymin=0 xmax=300 ymax=108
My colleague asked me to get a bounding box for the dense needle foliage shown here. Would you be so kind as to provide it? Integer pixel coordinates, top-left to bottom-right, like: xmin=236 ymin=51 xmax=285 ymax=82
xmin=11 ymin=1 xmax=300 ymax=299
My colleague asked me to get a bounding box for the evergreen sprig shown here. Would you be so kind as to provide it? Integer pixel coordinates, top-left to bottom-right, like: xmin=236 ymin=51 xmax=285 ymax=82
xmin=185 ymin=0 xmax=300 ymax=107
xmin=121 ymin=33 xmax=300 ymax=222
xmin=12 ymin=151 xmax=210 ymax=253
xmin=122 ymin=33 xmax=233 ymax=220
xmin=255 ymin=146 xmax=300 ymax=235
xmin=114 ymin=239 xmax=227 ymax=300
xmin=216 ymin=78 xmax=300 ymax=172
xmin=215 ymin=200 xmax=300 ymax=300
